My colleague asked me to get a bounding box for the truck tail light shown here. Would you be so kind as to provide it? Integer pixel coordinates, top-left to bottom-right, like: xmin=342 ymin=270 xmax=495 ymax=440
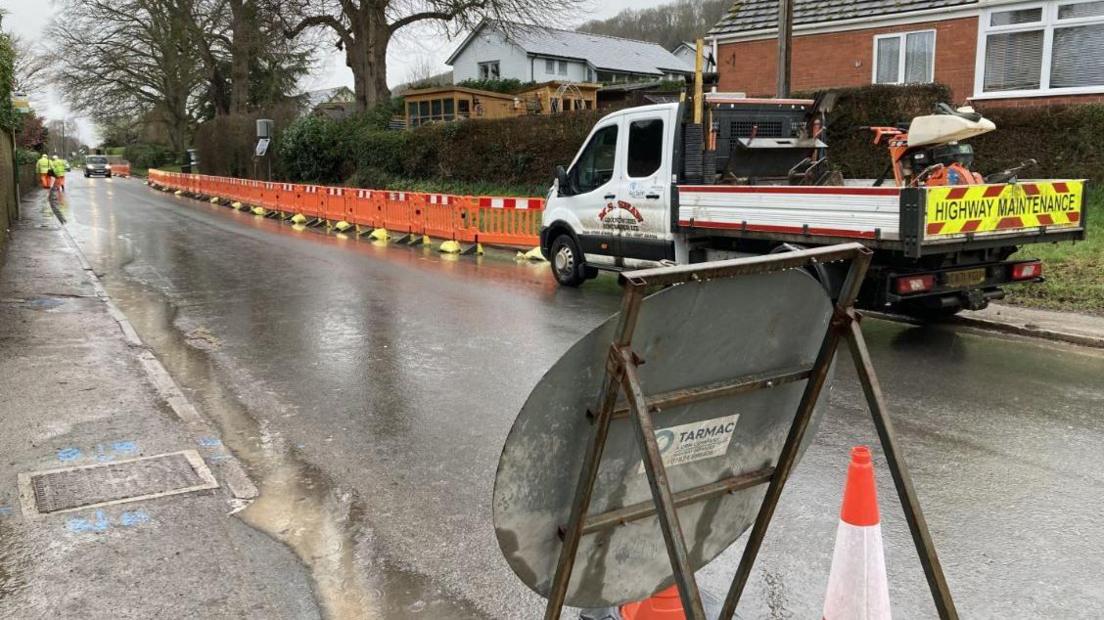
xmin=895 ymin=274 xmax=935 ymax=295
xmin=1011 ymin=262 xmax=1042 ymax=280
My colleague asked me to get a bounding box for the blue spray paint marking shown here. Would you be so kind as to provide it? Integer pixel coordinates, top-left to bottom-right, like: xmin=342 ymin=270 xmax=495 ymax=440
xmin=197 ymin=437 xmax=222 ymax=448
xmin=57 ymin=447 xmax=82 ymax=462
xmin=0 ymin=506 xmax=13 ymax=517
xmin=66 ymin=510 xmax=110 ymax=533
xmin=111 ymin=440 xmax=139 ymax=455
xmin=208 ymin=454 xmax=232 ymax=462
xmin=119 ymin=510 xmax=151 ymax=526
xmin=66 ymin=509 xmax=152 ymax=533
xmin=56 ymin=441 xmax=138 ymax=464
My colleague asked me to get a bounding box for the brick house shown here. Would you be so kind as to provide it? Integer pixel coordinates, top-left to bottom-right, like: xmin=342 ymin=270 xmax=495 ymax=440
xmin=707 ymin=0 xmax=1104 ymax=107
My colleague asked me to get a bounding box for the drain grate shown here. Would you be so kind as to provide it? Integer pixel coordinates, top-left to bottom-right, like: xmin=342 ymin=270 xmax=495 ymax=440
xmin=18 ymin=450 xmax=219 ymax=517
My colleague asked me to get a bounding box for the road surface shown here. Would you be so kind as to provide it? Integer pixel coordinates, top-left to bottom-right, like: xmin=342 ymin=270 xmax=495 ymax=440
xmin=58 ymin=174 xmax=1104 ymax=618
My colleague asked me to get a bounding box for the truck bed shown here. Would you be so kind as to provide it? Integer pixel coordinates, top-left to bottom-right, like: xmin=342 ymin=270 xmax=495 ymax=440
xmin=676 ymin=181 xmax=1086 ymax=257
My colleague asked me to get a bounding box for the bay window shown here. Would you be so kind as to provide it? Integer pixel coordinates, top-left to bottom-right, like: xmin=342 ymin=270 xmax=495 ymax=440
xmin=977 ymin=1 xmax=1104 ymax=96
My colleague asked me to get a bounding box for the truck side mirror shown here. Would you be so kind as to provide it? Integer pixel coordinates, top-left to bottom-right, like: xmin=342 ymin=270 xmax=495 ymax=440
xmin=555 ymin=165 xmax=571 ymax=196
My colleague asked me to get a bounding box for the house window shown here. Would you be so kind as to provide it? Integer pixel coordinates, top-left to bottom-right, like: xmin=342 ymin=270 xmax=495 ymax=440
xmin=545 ymin=59 xmax=555 ymax=73
xmin=478 ymin=61 xmax=500 ymax=79
xmin=458 ymin=99 xmax=470 ymax=117
xmin=873 ymin=30 xmax=936 ymax=84
xmin=558 ymin=60 xmax=568 ymax=76
xmin=586 ymin=67 xmax=594 ymax=82
xmin=978 ymin=1 xmax=1104 ymax=96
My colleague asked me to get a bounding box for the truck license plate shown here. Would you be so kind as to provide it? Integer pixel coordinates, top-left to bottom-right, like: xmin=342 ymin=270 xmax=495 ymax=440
xmin=945 ymin=268 xmax=986 ymax=287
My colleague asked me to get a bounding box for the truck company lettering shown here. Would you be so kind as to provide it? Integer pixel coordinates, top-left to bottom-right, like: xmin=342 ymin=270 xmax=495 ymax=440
xmin=934 ymin=193 xmax=1078 ymax=221
xmin=926 ymin=181 xmax=1084 ymax=236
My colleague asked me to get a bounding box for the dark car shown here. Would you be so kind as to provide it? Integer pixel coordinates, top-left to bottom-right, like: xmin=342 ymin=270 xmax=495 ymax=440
xmin=84 ymin=156 xmax=112 ymax=178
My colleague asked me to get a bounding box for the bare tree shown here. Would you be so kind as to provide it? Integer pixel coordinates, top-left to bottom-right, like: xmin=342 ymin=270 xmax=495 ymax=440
xmin=49 ymin=0 xmax=203 ymax=152
xmin=11 ymin=34 xmax=50 ymax=96
xmin=277 ymin=0 xmax=584 ymax=112
xmin=183 ymin=0 xmax=318 ymax=116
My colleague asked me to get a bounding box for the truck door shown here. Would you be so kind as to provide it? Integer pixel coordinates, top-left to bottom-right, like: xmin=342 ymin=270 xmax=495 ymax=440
xmin=613 ymin=110 xmax=674 ymax=263
xmin=561 ymin=120 xmax=622 ymax=263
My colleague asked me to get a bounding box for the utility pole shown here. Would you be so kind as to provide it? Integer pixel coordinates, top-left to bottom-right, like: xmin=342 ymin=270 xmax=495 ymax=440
xmin=777 ymin=0 xmax=794 ymax=98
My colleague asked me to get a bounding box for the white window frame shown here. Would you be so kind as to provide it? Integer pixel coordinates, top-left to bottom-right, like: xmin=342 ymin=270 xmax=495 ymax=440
xmin=557 ymin=60 xmax=568 ymax=76
xmin=871 ymin=29 xmax=937 ymax=84
xmin=478 ymin=61 xmax=500 ymax=80
xmin=545 ymin=58 xmax=555 ymax=74
xmin=973 ymin=0 xmax=1104 ymax=99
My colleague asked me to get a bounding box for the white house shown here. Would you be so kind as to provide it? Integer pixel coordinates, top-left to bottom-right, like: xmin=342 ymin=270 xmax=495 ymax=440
xmin=446 ymin=20 xmax=694 ymax=84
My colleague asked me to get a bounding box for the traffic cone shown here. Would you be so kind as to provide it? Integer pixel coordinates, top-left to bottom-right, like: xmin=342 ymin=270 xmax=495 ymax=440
xmin=620 ymin=585 xmax=683 ymax=620
xmin=822 ymin=446 xmax=891 ymax=620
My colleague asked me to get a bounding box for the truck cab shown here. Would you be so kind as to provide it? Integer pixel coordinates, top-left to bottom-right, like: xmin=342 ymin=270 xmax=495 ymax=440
xmin=541 ymin=103 xmax=684 ymax=286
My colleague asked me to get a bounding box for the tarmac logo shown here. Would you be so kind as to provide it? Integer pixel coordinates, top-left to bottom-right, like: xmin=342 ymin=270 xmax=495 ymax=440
xmin=638 ymin=414 xmax=740 ymax=473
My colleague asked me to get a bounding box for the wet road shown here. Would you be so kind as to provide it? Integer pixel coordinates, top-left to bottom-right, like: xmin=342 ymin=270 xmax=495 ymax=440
xmin=60 ymin=175 xmax=1104 ymax=618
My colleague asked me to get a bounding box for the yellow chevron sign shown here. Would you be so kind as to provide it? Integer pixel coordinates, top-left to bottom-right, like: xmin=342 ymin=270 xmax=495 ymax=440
xmin=925 ymin=181 xmax=1084 ymax=237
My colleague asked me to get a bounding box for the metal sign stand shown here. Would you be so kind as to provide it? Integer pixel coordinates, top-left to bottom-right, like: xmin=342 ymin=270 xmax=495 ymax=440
xmin=543 ymin=243 xmax=958 ymax=620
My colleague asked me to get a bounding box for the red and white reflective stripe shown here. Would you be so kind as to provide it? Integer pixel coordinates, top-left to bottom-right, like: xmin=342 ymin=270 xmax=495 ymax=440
xmin=428 ymin=194 xmax=452 ymax=205
xmin=479 ymin=197 xmax=543 ymax=209
xmin=388 ymin=191 xmax=406 ymax=201
xmin=305 ymin=186 xmax=318 ymax=193
xmin=328 ymin=187 xmax=344 ymax=196
xmin=357 ymin=189 xmax=371 ymax=198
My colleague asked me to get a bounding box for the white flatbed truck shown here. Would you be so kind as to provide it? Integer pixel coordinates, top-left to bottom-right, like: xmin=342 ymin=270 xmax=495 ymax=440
xmin=539 ymin=101 xmax=1086 ymax=318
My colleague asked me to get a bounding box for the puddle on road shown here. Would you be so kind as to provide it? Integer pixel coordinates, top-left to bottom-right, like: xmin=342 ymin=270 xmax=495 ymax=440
xmin=105 ymin=279 xmax=485 ymax=619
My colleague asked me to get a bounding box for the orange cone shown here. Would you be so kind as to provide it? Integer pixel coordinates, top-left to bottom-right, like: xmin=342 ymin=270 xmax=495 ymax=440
xmin=822 ymin=446 xmax=891 ymax=619
xmin=620 ymin=585 xmax=684 ymax=620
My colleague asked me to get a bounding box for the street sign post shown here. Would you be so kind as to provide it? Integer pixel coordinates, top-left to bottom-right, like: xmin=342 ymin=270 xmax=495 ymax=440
xmin=493 ymin=243 xmax=958 ymax=619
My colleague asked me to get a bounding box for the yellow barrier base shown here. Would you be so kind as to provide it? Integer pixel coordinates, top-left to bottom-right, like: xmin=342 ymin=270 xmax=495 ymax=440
xmin=209 ymin=196 xmax=220 ymax=204
xmin=174 ymin=190 xmax=183 ymax=196
xmin=290 ymin=213 xmax=307 ymax=224
xmin=516 ymin=247 xmax=546 ymax=261
xmin=333 ymin=220 xmax=352 ymax=232
xmin=368 ymin=228 xmax=389 ymax=241
xmin=251 ymin=206 xmax=267 ymax=216
xmin=230 ymin=201 xmax=243 ymax=210
xmin=438 ymin=240 xmax=461 ymax=254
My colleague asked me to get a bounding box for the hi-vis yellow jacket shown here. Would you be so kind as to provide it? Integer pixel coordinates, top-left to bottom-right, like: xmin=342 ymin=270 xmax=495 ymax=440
xmin=36 ymin=155 xmax=51 ymax=174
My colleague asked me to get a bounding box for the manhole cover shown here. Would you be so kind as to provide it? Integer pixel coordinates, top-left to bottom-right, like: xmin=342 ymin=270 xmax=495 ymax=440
xmin=18 ymin=450 xmax=219 ymax=517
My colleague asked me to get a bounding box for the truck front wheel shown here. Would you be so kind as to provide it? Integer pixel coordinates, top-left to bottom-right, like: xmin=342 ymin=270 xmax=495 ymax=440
xmin=550 ymin=234 xmax=588 ymax=287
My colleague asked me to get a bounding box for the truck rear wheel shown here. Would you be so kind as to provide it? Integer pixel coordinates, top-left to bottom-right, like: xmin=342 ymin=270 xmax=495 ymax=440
xmin=550 ymin=234 xmax=588 ymax=287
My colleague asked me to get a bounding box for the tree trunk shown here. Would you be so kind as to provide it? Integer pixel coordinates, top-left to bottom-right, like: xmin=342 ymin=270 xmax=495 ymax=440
xmin=346 ymin=9 xmax=391 ymax=112
xmin=229 ymin=0 xmax=255 ymax=114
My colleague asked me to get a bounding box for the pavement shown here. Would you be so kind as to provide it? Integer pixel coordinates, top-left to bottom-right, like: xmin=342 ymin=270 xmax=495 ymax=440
xmin=953 ymin=303 xmax=1104 ymax=348
xmin=4 ymin=175 xmax=1104 ymax=619
xmin=0 ymin=193 xmax=319 ymax=618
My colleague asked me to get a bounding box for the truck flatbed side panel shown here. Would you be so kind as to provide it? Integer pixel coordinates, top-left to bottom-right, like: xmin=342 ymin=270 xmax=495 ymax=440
xmin=676 ymin=185 xmax=902 ymax=241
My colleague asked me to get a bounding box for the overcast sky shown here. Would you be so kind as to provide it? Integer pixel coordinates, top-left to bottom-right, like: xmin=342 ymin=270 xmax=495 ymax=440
xmin=2 ymin=0 xmax=658 ymax=145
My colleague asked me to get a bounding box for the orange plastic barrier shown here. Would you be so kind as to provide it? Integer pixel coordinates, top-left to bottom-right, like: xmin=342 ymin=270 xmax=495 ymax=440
xmin=473 ymin=196 xmax=544 ymax=248
xmin=146 ymin=170 xmax=545 ymax=249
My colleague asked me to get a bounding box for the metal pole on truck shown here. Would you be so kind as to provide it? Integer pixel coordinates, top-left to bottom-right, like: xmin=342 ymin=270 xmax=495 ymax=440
xmin=777 ymin=0 xmax=794 ymax=98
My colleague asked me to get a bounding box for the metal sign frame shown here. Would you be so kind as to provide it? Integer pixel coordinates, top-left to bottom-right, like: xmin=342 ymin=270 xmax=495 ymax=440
xmin=542 ymin=243 xmax=958 ymax=620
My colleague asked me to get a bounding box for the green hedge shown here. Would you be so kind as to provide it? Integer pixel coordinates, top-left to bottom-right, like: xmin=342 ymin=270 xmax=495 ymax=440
xmin=813 ymin=84 xmax=1104 ymax=182
xmin=278 ymin=110 xmax=602 ymax=191
xmin=124 ymin=144 xmax=177 ymax=170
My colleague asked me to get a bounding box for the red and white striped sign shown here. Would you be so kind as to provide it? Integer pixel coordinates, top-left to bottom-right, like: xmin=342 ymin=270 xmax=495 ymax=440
xmin=479 ymin=197 xmax=543 ymax=210
xmin=427 ymin=193 xmax=453 ymax=206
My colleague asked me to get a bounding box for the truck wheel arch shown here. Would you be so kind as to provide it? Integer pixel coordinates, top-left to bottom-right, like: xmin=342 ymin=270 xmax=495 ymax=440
xmin=542 ymin=221 xmax=579 ymax=258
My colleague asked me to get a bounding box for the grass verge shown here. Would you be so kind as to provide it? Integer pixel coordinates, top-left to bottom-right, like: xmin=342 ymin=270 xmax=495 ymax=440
xmin=1005 ymin=188 xmax=1103 ymax=315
